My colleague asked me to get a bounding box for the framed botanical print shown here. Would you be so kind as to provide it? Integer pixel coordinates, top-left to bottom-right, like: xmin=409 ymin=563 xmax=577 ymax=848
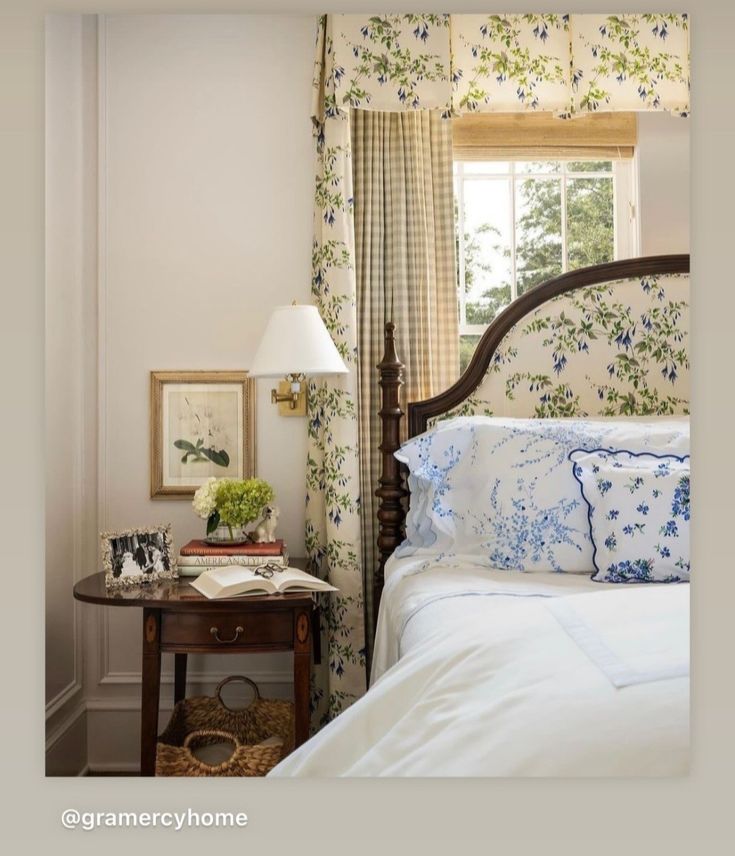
xmin=150 ymin=371 xmax=255 ymax=498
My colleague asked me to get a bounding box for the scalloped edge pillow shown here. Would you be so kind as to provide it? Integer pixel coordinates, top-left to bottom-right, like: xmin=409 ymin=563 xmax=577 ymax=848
xmin=569 ymin=448 xmax=690 ymax=583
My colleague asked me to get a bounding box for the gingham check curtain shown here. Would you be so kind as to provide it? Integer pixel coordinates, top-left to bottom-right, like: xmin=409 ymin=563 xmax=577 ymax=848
xmin=352 ymin=109 xmax=459 ymax=647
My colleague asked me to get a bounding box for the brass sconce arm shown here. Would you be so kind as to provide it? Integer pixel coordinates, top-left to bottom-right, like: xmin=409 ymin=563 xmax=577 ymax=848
xmin=271 ymin=373 xmax=307 ymax=415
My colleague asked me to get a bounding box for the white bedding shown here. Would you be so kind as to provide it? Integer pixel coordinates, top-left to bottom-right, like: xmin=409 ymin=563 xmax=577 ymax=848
xmin=270 ymin=558 xmax=689 ymax=777
xmin=372 ymin=555 xmax=621 ymax=680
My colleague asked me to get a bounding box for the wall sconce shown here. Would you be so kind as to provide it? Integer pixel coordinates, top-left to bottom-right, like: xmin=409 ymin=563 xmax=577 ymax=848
xmin=249 ymin=304 xmax=348 ymax=417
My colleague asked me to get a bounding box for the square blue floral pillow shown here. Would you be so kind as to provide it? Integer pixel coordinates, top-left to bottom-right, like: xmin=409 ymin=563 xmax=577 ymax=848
xmin=569 ymin=449 xmax=690 ymax=584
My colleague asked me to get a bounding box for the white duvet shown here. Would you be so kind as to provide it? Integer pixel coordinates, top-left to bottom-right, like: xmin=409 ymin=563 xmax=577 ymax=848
xmin=271 ymin=561 xmax=689 ymax=777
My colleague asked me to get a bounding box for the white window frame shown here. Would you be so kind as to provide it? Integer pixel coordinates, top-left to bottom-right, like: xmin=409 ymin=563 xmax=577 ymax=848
xmin=456 ymin=159 xmax=639 ymax=336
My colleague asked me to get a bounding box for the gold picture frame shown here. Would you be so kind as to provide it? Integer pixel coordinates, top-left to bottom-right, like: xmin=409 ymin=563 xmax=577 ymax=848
xmin=150 ymin=371 xmax=256 ymax=499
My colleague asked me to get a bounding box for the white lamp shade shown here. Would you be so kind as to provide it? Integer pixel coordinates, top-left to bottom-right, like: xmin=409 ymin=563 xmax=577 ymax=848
xmin=249 ymin=305 xmax=349 ymax=378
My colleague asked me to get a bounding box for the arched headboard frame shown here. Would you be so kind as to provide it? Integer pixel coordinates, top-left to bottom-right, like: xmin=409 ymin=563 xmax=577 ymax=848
xmin=375 ymin=254 xmax=690 ymax=626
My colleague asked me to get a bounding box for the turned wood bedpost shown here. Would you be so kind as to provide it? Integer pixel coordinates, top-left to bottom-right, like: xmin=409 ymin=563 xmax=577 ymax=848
xmin=375 ymin=322 xmax=407 ymax=632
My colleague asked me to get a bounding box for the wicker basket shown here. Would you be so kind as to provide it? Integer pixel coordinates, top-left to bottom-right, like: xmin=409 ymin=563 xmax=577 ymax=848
xmin=156 ymin=675 xmax=295 ymax=777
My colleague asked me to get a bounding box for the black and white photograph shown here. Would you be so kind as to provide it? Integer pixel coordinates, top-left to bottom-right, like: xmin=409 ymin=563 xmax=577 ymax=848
xmin=101 ymin=525 xmax=177 ymax=588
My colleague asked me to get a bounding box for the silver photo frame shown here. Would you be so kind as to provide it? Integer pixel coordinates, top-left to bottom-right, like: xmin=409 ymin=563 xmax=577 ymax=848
xmin=101 ymin=524 xmax=178 ymax=589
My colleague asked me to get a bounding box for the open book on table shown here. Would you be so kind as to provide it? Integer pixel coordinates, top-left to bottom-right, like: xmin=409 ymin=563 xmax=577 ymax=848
xmin=189 ymin=564 xmax=337 ymax=600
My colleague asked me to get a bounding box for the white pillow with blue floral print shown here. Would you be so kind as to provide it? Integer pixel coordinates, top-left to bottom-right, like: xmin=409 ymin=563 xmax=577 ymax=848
xmin=394 ymin=416 xmax=689 ymax=573
xmin=569 ymin=449 xmax=690 ymax=583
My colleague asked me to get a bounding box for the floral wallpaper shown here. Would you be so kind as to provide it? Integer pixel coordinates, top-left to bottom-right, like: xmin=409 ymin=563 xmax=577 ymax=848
xmin=313 ymin=13 xmax=690 ymax=117
xmin=434 ymin=274 xmax=690 ymax=425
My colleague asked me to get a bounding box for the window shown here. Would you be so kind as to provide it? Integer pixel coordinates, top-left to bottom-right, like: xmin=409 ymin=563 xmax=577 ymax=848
xmin=455 ymin=158 xmax=638 ymax=370
xmin=454 ymin=160 xmax=637 ymax=370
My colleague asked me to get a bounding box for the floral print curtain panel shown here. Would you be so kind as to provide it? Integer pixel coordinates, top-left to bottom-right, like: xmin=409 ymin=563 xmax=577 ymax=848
xmin=307 ymin=108 xmax=366 ymax=726
xmin=306 ymin=12 xmax=690 ymax=729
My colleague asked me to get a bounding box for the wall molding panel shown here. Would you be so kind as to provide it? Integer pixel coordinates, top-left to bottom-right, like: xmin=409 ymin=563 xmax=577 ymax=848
xmin=100 ymin=668 xmax=292 ymax=686
xmin=45 ymin=697 xmax=87 ymax=777
xmin=45 ymin=12 xmax=99 ymax=777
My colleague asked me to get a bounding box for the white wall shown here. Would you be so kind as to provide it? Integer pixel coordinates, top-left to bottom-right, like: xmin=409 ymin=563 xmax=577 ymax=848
xmin=637 ymin=112 xmax=690 ymax=255
xmin=100 ymin=12 xmax=315 ymax=555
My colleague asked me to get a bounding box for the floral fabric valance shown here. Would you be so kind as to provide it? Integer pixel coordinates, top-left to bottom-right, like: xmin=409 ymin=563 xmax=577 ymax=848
xmin=312 ymin=13 xmax=690 ymax=121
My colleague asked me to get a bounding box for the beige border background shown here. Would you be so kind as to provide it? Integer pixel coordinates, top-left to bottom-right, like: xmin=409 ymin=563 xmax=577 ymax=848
xmin=2 ymin=1 xmax=733 ymax=852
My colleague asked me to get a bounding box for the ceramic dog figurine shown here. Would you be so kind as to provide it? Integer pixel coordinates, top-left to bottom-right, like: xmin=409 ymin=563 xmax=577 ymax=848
xmin=252 ymin=504 xmax=280 ymax=543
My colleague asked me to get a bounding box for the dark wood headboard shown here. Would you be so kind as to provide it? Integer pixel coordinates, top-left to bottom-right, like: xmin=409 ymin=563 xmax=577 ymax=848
xmin=374 ymin=254 xmax=690 ymax=628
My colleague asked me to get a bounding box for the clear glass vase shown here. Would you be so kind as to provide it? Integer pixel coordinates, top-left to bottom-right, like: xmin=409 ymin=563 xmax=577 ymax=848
xmin=206 ymin=523 xmax=247 ymax=544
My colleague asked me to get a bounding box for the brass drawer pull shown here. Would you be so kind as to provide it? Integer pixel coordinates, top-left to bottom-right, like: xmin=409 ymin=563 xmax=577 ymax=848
xmin=210 ymin=625 xmax=244 ymax=644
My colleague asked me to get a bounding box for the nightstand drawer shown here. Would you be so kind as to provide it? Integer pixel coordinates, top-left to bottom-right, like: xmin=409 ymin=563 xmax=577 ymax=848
xmin=161 ymin=610 xmax=293 ymax=649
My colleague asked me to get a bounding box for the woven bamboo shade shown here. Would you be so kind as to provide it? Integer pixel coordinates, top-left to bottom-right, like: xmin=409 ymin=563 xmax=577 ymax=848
xmin=453 ymin=112 xmax=637 ymax=161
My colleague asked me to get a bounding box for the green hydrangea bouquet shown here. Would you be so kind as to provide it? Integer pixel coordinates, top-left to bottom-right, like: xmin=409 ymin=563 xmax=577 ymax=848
xmin=192 ymin=477 xmax=275 ymax=540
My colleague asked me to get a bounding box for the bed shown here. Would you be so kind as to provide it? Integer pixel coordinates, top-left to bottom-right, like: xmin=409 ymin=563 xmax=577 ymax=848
xmin=271 ymin=255 xmax=690 ymax=777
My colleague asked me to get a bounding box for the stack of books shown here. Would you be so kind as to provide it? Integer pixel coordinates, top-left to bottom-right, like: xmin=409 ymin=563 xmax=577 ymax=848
xmin=177 ymin=539 xmax=288 ymax=578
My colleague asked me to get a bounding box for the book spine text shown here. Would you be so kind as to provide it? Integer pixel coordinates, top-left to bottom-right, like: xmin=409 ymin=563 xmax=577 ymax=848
xmin=177 ymin=554 xmax=288 ymax=567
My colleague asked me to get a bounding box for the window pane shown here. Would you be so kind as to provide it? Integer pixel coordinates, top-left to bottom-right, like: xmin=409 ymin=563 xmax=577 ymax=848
xmin=461 ymin=161 xmax=511 ymax=174
xmin=454 ymin=159 xmax=621 ymax=348
xmin=461 ymin=178 xmax=512 ymax=324
xmin=566 ymin=160 xmax=612 ymax=173
xmin=459 ymin=335 xmax=481 ymax=373
xmin=516 ymin=161 xmax=561 ymax=174
xmin=567 ymin=177 xmax=614 ymax=269
xmin=515 ymin=177 xmax=562 ymax=295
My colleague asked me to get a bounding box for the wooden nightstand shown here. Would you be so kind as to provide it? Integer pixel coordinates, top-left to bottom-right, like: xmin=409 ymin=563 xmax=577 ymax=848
xmin=74 ymin=558 xmax=318 ymax=776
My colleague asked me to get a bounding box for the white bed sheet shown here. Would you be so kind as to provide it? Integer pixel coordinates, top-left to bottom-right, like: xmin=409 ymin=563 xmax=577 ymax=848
xmin=372 ymin=556 xmax=629 ymax=681
xmin=270 ymin=558 xmax=689 ymax=777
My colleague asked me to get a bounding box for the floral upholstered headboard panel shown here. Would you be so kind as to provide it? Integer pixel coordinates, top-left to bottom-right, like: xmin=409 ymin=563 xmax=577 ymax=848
xmin=410 ymin=257 xmax=689 ymax=436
